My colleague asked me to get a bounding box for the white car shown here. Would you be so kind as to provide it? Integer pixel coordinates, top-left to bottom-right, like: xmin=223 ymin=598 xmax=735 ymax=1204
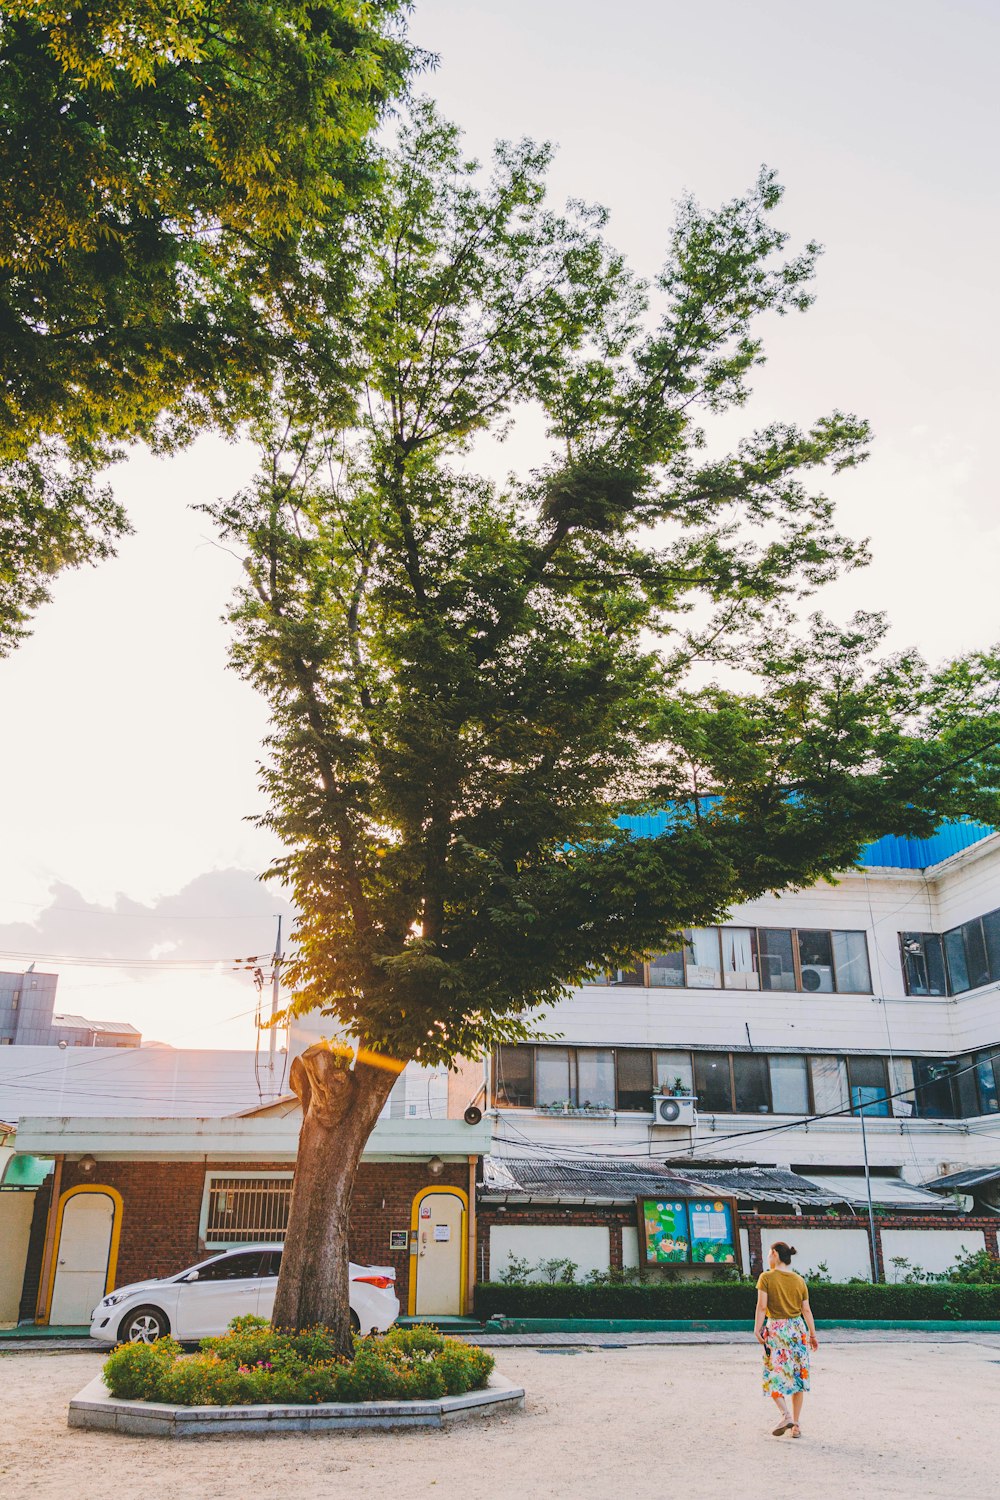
xmin=89 ymin=1243 xmax=399 ymax=1344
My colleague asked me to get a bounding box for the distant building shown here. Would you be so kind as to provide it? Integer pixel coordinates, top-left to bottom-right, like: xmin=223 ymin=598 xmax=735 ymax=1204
xmin=0 ymin=970 xmax=141 ymax=1048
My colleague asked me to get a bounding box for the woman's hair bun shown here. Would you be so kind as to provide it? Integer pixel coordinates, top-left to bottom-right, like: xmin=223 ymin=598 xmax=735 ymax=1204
xmin=788 ymin=1245 xmax=797 ymax=1257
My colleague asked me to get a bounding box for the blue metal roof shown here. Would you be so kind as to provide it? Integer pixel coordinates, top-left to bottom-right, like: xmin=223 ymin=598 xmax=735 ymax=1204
xmin=615 ymin=812 xmax=994 ymax=871
xmin=858 ymin=822 xmax=994 ymax=869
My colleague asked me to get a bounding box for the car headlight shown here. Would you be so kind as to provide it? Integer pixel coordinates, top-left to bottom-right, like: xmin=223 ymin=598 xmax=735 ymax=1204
xmin=101 ymin=1292 xmax=126 ymax=1307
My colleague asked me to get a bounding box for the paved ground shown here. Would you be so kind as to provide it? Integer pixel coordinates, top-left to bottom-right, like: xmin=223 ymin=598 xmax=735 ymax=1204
xmin=2 ymin=1339 xmax=999 ymax=1499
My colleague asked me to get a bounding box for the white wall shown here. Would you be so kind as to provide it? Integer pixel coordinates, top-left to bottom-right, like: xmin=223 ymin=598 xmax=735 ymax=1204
xmin=880 ymin=1228 xmax=986 ymax=1280
xmin=622 ymin=1225 xmax=640 ymax=1270
xmin=490 ymin=1224 xmax=611 ymax=1281
xmin=760 ymin=1227 xmax=872 ymax=1283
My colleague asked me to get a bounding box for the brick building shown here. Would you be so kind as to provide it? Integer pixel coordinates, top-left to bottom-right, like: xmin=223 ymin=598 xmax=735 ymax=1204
xmin=14 ymin=1105 xmax=491 ymax=1327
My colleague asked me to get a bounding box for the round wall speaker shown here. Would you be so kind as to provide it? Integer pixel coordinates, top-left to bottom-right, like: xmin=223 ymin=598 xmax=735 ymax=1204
xmin=464 ymin=1105 xmax=483 ymax=1125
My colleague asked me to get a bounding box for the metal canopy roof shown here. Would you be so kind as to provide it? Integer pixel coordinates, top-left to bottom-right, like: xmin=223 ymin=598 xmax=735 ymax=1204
xmin=616 ymin=814 xmax=995 ymax=871
xmin=482 ymin=1157 xmax=861 ymax=1208
xmin=799 ymin=1172 xmax=950 ymax=1210
xmin=923 ymin=1165 xmax=1000 ymax=1191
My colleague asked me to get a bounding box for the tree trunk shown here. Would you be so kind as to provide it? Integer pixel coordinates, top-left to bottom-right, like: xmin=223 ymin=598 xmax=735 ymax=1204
xmin=271 ymin=1043 xmax=398 ymax=1352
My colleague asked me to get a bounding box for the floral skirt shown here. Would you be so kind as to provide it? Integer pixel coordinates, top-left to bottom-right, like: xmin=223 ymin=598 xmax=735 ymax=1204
xmin=762 ymin=1316 xmax=810 ymax=1396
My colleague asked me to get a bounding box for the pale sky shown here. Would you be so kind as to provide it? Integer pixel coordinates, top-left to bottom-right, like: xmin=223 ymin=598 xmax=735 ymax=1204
xmin=0 ymin=0 xmax=996 ymax=1047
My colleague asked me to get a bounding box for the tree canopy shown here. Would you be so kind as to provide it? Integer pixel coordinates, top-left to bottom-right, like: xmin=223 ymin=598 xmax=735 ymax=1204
xmin=210 ymin=104 xmax=1000 ymax=1338
xmin=215 ymin=104 xmax=1000 ymax=1069
xmin=0 ymin=0 xmax=414 ymax=653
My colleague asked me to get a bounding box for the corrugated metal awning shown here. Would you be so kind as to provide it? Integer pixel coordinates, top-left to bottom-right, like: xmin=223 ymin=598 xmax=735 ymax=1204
xmin=481 ymin=1157 xmax=849 ymax=1207
xmin=923 ymin=1165 xmax=1000 ymax=1191
xmin=800 ymin=1173 xmax=951 ymax=1210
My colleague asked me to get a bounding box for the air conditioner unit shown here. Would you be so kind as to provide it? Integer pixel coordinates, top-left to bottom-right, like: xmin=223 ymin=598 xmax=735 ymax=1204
xmin=800 ymin=964 xmax=834 ymax=993
xmin=651 ymin=1094 xmax=697 ymax=1127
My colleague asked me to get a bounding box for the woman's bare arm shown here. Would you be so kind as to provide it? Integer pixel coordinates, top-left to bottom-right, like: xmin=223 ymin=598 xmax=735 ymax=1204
xmin=754 ymin=1288 xmax=768 ymax=1344
xmin=801 ymin=1291 xmax=819 ymax=1348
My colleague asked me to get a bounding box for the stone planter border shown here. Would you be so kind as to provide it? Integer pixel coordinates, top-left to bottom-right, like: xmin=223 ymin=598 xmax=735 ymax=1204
xmin=68 ymin=1372 xmax=524 ymax=1437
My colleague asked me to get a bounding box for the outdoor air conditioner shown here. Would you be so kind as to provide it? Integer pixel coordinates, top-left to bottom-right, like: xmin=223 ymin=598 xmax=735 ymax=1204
xmin=651 ymin=1094 xmax=697 ymax=1127
xmin=800 ymin=963 xmax=834 ymax=992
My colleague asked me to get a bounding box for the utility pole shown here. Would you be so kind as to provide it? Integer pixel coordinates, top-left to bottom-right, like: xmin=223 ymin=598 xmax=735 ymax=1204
xmin=268 ymin=915 xmax=282 ymax=1077
xmin=858 ymin=1093 xmax=880 ymax=1283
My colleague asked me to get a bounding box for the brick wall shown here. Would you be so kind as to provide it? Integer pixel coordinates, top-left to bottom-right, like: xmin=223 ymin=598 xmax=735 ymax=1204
xmin=479 ymin=1202 xmax=1000 ymax=1283
xmin=59 ymin=1158 xmax=469 ymax=1307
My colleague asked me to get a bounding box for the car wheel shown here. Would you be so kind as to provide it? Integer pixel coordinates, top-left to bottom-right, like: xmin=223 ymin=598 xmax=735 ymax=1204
xmin=350 ymin=1310 xmax=361 ymax=1334
xmin=119 ymin=1305 xmax=171 ymax=1343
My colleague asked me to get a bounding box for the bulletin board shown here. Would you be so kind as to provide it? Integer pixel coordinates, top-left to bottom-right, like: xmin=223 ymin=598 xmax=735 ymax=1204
xmin=637 ymin=1196 xmax=741 ymax=1269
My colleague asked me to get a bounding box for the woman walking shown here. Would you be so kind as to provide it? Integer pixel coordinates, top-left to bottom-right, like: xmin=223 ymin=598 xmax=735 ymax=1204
xmin=754 ymin=1241 xmax=819 ymax=1438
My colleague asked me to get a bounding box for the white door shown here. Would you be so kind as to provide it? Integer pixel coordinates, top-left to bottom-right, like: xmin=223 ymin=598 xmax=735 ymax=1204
xmin=173 ymin=1249 xmax=265 ymax=1339
xmin=49 ymin=1192 xmax=115 ymax=1325
xmin=413 ymin=1193 xmax=465 ymax=1316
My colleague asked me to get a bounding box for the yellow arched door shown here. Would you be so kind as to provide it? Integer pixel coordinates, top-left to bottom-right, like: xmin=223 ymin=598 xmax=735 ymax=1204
xmin=410 ymin=1188 xmax=467 ymax=1316
xmin=49 ymin=1189 xmax=120 ymax=1325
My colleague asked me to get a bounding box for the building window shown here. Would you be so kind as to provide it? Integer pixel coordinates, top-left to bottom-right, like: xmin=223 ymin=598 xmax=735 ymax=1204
xmin=797 ymin=931 xmax=835 ymax=992
xmin=495 ymin=1045 xmax=533 ymax=1107
xmin=611 ymin=964 xmax=645 ymax=986
xmin=943 ymin=928 xmax=971 ymax=994
xmin=615 ymin=1049 xmax=654 ymax=1111
xmin=720 ymin=929 xmax=760 ymax=990
xmin=693 ymin=1052 xmax=733 ymax=1112
xmin=758 ymin=929 xmax=796 ymax=991
xmin=491 ymin=1044 xmax=1000 ymax=1120
xmin=535 ymin=1046 xmax=573 ymax=1108
xmin=655 ymin=1050 xmax=693 ymax=1095
xmin=847 ymin=1056 xmax=890 ymax=1116
xmin=732 ymin=1053 xmax=770 ymax=1113
xmin=984 ymin=911 xmax=1000 ymax=979
xmin=649 ymin=946 xmax=685 ymax=988
xmin=577 ymin=1048 xmax=615 ymax=1110
xmin=769 ymin=1055 xmax=810 ymax=1114
xmin=975 ymin=1050 xmax=1000 ymax=1114
xmin=904 ymin=906 xmax=1000 ymax=997
xmin=831 ymin=930 xmax=872 ymax=992
xmin=685 ymin=930 xmax=721 ymax=988
xmin=810 ymin=1055 xmax=850 ymax=1115
xmin=952 ymin=1056 xmax=981 ymax=1120
xmin=913 ymin=1058 xmax=958 ymax=1118
xmin=890 ymin=1057 xmax=916 ymax=1117
xmin=202 ymin=1175 xmax=292 ymax=1246
xmin=900 ymin=933 xmax=948 ymax=996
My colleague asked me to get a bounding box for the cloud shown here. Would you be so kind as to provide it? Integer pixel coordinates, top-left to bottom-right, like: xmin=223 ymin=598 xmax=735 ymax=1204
xmin=0 ymin=869 xmax=296 ymax=971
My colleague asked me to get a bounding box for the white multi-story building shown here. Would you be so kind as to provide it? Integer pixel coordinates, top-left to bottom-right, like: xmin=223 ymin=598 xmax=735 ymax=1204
xmin=476 ymin=822 xmax=1000 ymax=1282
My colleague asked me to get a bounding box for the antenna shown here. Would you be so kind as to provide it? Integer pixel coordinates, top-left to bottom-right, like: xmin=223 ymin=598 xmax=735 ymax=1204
xmin=268 ymin=915 xmax=282 ymax=1080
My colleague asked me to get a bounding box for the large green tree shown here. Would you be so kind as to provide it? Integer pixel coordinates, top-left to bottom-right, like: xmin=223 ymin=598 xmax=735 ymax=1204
xmin=0 ymin=0 xmax=414 ymax=652
xmin=210 ymin=104 xmax=1000 ymax=1348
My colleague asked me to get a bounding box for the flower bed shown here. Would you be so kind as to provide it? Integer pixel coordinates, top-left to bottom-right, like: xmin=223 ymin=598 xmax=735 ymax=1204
xmin=103 ymin=1317 xmax=494 ymax=1407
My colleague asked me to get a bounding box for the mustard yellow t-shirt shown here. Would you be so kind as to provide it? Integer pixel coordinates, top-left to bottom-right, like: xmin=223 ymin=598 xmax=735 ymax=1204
xmin=756 ymin=1269 xmax=808 ymax=1319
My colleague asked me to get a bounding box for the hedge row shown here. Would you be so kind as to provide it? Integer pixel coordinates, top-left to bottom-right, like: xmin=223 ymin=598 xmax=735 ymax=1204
xmin=474 ymin=1281 xmax=1000 ymax=1321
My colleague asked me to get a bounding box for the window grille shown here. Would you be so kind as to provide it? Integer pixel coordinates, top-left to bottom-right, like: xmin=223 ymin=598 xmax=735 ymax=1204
xmin=202 ymin=1174 xmax=292 ymax=1244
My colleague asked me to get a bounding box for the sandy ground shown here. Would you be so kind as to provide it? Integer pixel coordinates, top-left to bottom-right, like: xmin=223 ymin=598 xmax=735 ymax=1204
xmin=2 ymin=1341 xmax=999 ymax=1500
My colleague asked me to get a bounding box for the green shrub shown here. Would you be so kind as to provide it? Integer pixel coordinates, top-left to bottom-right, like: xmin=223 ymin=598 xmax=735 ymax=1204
xmin=103 ymin=1336 xmax=181 ymax=1400
xmin=946 ymin=1248 xmax=1000 ymax=1285
xmin=474 ymin=1280 xmax=1000 ymax=1322
xmin=102 ymin=1319 xmax=494 ymax=1406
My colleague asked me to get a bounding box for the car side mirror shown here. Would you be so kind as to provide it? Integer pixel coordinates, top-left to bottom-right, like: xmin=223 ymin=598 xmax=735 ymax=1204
xmin=184 ymin=1269 xmax=200 ymax=1283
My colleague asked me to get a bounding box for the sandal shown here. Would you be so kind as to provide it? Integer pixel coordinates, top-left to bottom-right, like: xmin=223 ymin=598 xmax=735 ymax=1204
xmin=772 ymin=1416 xmax=793 ymax=1436
xmin=789 ymin=1424 xmax=802 ymax=1439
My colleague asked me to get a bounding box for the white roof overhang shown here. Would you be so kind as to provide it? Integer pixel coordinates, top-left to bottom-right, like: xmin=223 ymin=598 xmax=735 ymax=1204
xmin=14 ymin=1113 xmax=492 ymax=1164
